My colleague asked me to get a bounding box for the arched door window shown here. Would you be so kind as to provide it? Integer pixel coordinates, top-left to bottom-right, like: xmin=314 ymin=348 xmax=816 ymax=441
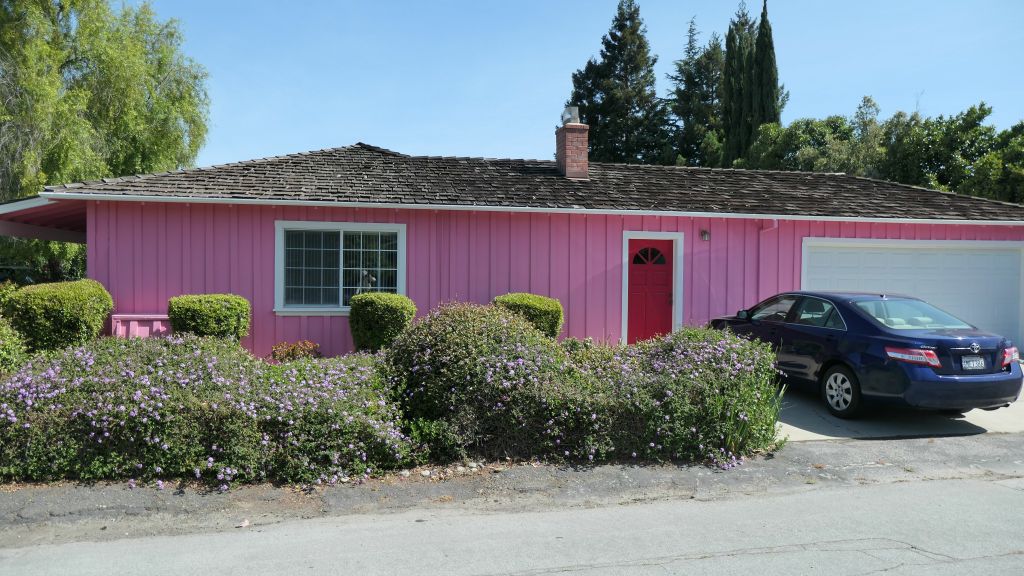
xmin=632 ymin=247 xmax=667 ymax=265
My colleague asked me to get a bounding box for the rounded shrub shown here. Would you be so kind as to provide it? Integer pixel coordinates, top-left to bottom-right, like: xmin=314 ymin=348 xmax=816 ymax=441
xmin=349 ymin=292 xmax=417 ymax=351
xmin=0 ymin=317 xmax=27 ymax=376
xmin=493 ymin=292 xmax=564 ymax=338
xmin=168 ymin=294 xmax=251 ymax=340
xmin=631 ymin=327 xmax=781 ymax=465
xmin=384 ymin=303 xmax=574 ymax=460
xmin=2 ymin=279 xmax=113 ymax=352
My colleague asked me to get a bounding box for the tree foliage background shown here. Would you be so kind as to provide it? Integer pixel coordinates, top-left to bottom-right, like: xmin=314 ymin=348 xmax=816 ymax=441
xmin=567 ymin=0 xmax=673 ymax=165
xmin=0 ymin=0 xmax=208 ymax=282
xmin=570 ymin=0 xmax=1022 ymax=204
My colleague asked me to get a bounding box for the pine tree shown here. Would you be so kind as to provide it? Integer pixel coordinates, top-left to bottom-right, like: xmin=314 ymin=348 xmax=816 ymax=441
xmin=568 ymin=0 xmax=673 ymax=164
xmin=668 ymin=20 xmax=724 ymax=166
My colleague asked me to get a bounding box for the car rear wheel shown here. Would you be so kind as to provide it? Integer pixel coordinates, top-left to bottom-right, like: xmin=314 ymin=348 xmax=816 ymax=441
xmin=822 ymin=366 xmax=862 ymax=419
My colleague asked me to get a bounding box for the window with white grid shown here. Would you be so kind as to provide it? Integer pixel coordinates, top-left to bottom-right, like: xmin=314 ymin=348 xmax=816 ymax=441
xmin=275 ymin=221 xmax=406 ymax=314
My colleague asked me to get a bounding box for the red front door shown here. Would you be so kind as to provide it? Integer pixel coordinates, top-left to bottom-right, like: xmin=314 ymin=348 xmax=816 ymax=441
xmin=627 ymin=239 xmax=674 ymax=344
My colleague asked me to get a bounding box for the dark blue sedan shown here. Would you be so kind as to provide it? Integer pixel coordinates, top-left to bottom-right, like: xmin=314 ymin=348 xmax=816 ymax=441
xmin=710 ymin=292 xmax=1024 ymax=418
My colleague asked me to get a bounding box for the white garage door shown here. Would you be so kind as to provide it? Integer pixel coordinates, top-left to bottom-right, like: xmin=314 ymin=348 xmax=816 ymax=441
xmin=802 ymin=240 xmax=1024 ymax=344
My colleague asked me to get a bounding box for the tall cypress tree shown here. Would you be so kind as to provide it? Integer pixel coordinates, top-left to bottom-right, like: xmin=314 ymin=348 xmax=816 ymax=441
xmin=668 ymin=19 xmax=724 ymax=166
xmin=753 ymin=0 xmax=780 ymax=126
xmin=568 ymin=0 xmax=673 ymax=164
xmin=722 ymin=1 xmax=785 ymax=165
xmin=721 ymin=4 xmax=755 ymax=165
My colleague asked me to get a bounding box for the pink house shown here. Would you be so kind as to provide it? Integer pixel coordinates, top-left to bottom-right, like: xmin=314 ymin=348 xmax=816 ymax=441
xmin=4 ymin=111 xmax=1024 ymax=356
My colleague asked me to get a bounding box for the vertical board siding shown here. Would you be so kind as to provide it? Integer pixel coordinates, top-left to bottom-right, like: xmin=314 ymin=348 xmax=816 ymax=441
xmin=87 ymin=201 xmax=1024 ymax=357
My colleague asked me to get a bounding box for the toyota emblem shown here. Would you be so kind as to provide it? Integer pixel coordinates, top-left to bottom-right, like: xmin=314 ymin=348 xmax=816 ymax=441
xmin=970 ymin=342 xmax=981 ymax=353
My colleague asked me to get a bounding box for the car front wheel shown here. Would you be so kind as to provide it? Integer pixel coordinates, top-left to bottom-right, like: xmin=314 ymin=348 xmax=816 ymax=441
xmin=822 ymin=365 xmax=862 ymax=419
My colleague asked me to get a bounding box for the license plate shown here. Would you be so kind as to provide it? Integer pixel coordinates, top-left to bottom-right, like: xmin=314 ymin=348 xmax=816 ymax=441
xmin=962 ymin=355 xmax=986 ymax=370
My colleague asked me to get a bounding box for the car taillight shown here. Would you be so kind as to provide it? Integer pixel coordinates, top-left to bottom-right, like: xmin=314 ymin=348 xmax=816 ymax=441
xmin=885 ymin=347 xmax=942 ymax=368
xmin=1002 ymin=346 xmax=1020 ymax=367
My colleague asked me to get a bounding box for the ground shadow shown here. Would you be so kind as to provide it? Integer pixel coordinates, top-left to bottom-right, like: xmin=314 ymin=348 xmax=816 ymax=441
xmin=778 ymin=387 xmax=989 ymax=440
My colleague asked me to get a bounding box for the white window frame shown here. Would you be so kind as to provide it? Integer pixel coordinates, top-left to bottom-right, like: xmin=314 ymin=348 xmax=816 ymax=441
xmin=274 ymin=220 xmax=407 ymax=316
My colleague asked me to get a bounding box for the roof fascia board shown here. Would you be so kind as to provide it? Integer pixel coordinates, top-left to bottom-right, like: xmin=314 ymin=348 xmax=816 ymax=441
xmin=0 ymin=196 xmax=51 ymax=215
xmin=39 ymin=191 xmax=1024 ymax=227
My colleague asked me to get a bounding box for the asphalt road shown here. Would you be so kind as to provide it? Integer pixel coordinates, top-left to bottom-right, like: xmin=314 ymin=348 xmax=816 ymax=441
xmin=4 ymin=476 xmax=1023 ymax=575
xmin=3 ymin=432 xmax=1024 ymax=575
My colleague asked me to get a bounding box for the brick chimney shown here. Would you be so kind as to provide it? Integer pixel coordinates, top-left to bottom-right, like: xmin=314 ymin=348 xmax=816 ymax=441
xmin=555 ymin=106 xmax=589 ymax=180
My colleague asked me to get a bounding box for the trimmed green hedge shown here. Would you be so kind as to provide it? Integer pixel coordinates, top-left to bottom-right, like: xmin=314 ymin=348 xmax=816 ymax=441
xmin=349 ymin=292 xmax=417 ymax=351
xmin=493 ymin=292 xmax=564 ymax=338
xmin=167 ymin=294 xmax=251 ymax=340
xmin=0 ymin=317 xmax=27 ymax=376
xmin=2 ymin=279 xmax=113 ymax=351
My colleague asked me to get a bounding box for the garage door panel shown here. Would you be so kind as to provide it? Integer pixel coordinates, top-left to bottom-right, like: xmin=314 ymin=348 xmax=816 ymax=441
xmin=803 ymin=243 xmax=1022 ymax=344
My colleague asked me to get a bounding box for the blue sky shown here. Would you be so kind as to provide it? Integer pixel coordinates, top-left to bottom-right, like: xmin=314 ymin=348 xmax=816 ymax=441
xmin=134 ymin=0 xmax=1024 ymax=167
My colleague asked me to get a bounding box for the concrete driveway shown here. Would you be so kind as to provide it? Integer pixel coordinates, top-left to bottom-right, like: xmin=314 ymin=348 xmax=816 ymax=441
xmin=778 ymin=388 xmax=1024 ymax=441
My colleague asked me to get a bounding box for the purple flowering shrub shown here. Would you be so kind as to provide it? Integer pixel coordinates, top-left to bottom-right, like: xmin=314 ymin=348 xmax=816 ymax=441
xmin=0 ymin=336 xmax=412 ymax=485
xmin=0 ymin=336 xmax=264 ymax=483
xmin=259 ymin=355 xmax=412 ymax=483
xmin=386 ymin=305 xmax=780 ymax=467
xmin=557 ymin=329 xmax=781 ymax=467
xmin=385 ymin=303 xmax=578 ymax=460
xmin=625 ymin=328 xmax=781 ymax=466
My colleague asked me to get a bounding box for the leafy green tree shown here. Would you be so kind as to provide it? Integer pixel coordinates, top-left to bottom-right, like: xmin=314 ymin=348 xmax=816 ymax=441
xmin=0 ymin=0 xmax=208 ymax=281
xmin=880 ymin=103 xmax=997 ymax=191
xmin=959 ymin=122 xmax=1024 ymax=202
xmin=568 ymin=0 xmax=673 ymax=164
xmin=668 ymin=19 xmax=724 ymax=167
xmin=743 ymin=116 xmax=852 ymax=172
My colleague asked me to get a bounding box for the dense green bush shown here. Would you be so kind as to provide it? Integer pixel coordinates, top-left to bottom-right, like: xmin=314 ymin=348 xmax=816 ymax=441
xmin=260 ymin=356 xmax=411 ymax=483
xmin=0 ymin=318 xmax=27 ymax=377
xmin=349 ymin=292 xmax=417 ymax=351
xmin=384 ymin=303 xmax=579 ymax=460
xmin=556 ymin=328 xmax=782 ymax=466
xmin=386 ymin=304 xmax=780 ymax=466
xmin=2 ymin=279 xmax=113 ymax=351
xmin=168 ymin=294 xmax=251 ymax=340
xmin=270 ymin=340 xmax=321 ymax=362
xmin=0 ymin=336 xmax=411 ymax=485
xmin=0 ymin=280 xmax=17 ymax=312
xmin=0 ymin=336 xmax=264 ymax=483
xmin=493 ymin=293 xmax=564 ymax=338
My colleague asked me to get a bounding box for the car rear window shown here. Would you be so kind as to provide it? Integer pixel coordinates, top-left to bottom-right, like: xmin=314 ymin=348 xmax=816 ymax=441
xmin=854 ymin=299 xmax=972 ymax=330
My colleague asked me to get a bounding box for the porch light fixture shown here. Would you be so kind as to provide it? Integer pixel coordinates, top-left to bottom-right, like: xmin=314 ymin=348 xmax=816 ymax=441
xmin=700 ymin=229 xmax=710 ymax=241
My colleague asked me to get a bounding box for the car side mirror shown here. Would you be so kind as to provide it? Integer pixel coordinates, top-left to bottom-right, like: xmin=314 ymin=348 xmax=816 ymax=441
xmin=737 ymin=309 xmax=750 ymax=321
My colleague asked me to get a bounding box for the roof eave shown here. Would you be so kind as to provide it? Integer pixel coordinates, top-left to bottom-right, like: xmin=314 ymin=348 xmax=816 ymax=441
xmin=39 ymin=191 xmax=1024 ymax=227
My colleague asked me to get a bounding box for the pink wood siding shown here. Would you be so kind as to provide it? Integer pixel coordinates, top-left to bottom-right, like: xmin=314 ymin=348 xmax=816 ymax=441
xmin=86 ymin=201 xmax=1024 ymax=357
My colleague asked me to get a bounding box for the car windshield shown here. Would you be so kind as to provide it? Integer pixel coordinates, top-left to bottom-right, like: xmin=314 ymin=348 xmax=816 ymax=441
xmin=854 ymin=298 xmax=973 ymax=330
